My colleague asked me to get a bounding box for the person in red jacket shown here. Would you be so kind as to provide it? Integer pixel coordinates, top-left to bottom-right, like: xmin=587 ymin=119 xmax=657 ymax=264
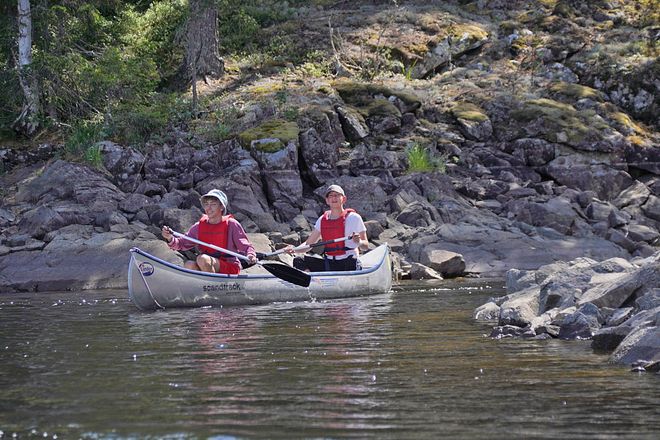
xmin=161 ymin=189 xmax=257 ymax=274
xmin=288 ymin=184 xmax=369 ymax=272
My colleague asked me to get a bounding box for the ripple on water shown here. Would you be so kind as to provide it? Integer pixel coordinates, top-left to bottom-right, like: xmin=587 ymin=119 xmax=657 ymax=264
xmin=0 ymin=286 xmax=658 ymax=439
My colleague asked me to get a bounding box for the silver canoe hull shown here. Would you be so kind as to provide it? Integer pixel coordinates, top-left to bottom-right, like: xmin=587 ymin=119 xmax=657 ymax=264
xmin=128 ymin=244 xmax=392 ymax=310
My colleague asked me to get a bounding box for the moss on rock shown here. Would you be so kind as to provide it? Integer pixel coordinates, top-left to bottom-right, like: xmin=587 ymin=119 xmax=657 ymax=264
xmin=451 ymin=102 xmax=489 ymax=122
xmin=511 ymin=98 xmax=609 ymax=145
xmin=334 ymin=81 xmax=421 ymax=109
xmin=549 ymin=82 xmax=605 ymax=101
xmin=363 ymin=99 xmax=402 ymax=118
xmin=238 ymin=119 xmax=299 ymax=152
xmin=447 ymin=23 xmax=489 ymax=42
xmin=610 ymin=110 xmax=648 ymax=136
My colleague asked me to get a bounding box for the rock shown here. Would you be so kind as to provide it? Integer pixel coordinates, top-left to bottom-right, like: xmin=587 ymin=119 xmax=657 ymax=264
xmin=509 ymin=138 xmax=557 ymax=167
xmin=335 ymin=105 xmax=369 ymax=141
xmin=364 ymin=220 xmax=385 ymax=239
xmin=636 ymin=289 xmax=660 ymax=311
xmin=625 ymin=224 xmax=660 ymax=244
xmin=98 ymin=141 xmax=145 ymax=192
xmin=505 ymin=196 xmax=578 ymax=235
xmin=396 ymin=201 xmax=439 ymax=227
xmin=408 ymin=262 xmax=443 ymax=280
xmin=625 ymin=143 xmax=660 ymax=175
xmin=411 ymin=23 xmax=489 ymax=79
xmin=249 ymin=139 xmax=302 ymax=208
xmin=613 ymin=181 xmax=651 ymax=209
xmin=579 ymin=263 xmax=660 ymax=309
xmin=298 ymin=107 xmax=344 ymax=185
xmin=474 ymin=301 xmax=500 ymax=320
xmin=535 ymin=324 xmax=560 ymax=338
xmin=610 ymin=326 xmax=660 ymax=366
xmin=545 ymin=156 xmax=634 ymax=201
xmin=558 ymin=303 xmax=603 ymax=340
xmin=451 ymin=103 xmax=493 ymax=141
xmin=490 ymin=325 xmax=535 ymax=339
xmin=592 ymin=325 xmax=633 ymax=351
xmin=607 ymin=307 xmax=635 ymax=327
xmin=0 ymin=227 xmax=175 ymax=292
xmin=539 ymin=280 xmax=580 ymax=314
xmin=606 ymin=228 xmax=638 ymax=253
xmin=499 ymin=286 xmax=540 ymax=327
xmin=641 ymin=195 xmax=660 ymax=222
xmin=418 ymin=246 xmax=466 ymax=277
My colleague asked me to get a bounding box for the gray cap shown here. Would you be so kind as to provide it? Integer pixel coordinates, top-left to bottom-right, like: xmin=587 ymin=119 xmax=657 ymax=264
xmin=325 ymin=184 xmax=345 ymax=197
xmin=200 ymin=189 xmax=228 ymax=211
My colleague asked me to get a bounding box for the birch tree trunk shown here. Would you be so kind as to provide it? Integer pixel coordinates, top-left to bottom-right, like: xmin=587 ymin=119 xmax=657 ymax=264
xmin=12 ymin=0 xmax=40 ymax=137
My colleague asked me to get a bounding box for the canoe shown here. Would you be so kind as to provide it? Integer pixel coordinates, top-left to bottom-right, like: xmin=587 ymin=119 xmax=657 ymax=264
xmin=128 ymin=244 xmax=392 ymax=310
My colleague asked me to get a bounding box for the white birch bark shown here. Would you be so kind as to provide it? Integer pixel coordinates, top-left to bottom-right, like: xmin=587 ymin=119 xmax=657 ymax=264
xmin=12 ymin=0 xmax=40 ymax=137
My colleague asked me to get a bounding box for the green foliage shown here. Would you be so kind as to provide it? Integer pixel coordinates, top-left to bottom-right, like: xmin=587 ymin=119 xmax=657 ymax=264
xmin=107 ymin=95 xmax=174 ymax=146
xmin=70 ymin=3 xmax=116 ymax=48
xmin=86 ymin=47 xmax=160 ymax=106
xmin=41 ymin=4 xmax=113 ymax=53
xmin=64 ymin=120 xmax=105 ymax=164
xmin=33 ymin=45 xmax=160 ymax=129
xmin=0 ymin=3 xmax=15 ymax=59
xmin=219 ymin=9 xmax=260 ymax=53
xmin=403 ymin=60 xmax=417 ymax=81
xmin=84 ymin=144 xmax=104 ymax=168
xmin=1 ymin=0 xmax=327 ymax=139
xmin=120 ymin=0 xmax=188 ymax=82
xmin=192 ymin=105 xmax=242 ymax=143
xmin=295 ymin=50 xmax=331 ymax=77
xmin=0 ymin=1 xmax=169 ymax=138
xmin=0 ymin=68 xmax=20 ymax=138
xmin=218 ymin=0 xmax=299 ymax=54
xmin=406 ymin=143 xmax=447 ymax=174
xmin=282 ymin=107 xmax=299 ymax=122
xmin=636 ymin=0 xmax=660 ymax=28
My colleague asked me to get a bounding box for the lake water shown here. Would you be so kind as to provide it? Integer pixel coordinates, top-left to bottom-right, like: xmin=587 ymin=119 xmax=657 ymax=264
xmin=1 ymin=279 xmax=658 ymax=439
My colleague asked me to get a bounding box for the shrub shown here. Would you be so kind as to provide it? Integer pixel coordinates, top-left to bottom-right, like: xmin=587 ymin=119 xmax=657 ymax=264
xmin=219 ymin=9 xmax=261 ymax=53
xmin=407 ymin=143 xmax=447 ymax=174
xmin=120 ymin=0 xmax=188 ymax=82
xmin=107 ymin=97 xmax=172 ymax=147
xmin=64 ymin=120 xmax=105 ymax=165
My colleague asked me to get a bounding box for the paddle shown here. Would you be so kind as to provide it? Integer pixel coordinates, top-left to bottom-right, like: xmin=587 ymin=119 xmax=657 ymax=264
xmin=170 ymin=230 xmax=311 ymax=288
xmin=262 ymin=235 xmax=355 ymax=257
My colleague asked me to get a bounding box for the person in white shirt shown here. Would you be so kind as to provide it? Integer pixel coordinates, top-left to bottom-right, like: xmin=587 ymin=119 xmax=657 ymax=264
xmin=287 ymin=184 xmax=368 ymax=272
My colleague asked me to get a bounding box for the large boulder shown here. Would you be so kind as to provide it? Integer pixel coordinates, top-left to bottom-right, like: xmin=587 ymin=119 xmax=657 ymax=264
xmin=298 ymin=106 xmax=344 ymax=185
xmin=0 ymin=225 xmax=175 ymax=292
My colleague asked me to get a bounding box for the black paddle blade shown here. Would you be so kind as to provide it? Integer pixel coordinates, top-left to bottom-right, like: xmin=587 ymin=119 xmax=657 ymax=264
xmin=261 ymin=262 xmax=311 ymax=287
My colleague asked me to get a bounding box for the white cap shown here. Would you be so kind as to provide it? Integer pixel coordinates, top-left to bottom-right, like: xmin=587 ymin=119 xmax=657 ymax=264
xmin=200 ymin=189 xmax=228 ymax=211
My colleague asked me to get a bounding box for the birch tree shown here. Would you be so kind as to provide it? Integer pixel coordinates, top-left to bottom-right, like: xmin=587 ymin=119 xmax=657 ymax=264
xmin=12 ymin=0 xmax=40 ymax=137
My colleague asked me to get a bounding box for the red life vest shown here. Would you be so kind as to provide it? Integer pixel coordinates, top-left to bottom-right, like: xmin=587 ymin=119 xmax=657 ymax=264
xmin=320 ymin=209 xmax=355 ymax=256
xmin=198 ymin=215 xmax=240 ymax=274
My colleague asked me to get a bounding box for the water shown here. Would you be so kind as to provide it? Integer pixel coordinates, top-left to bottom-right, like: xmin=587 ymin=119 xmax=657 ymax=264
xmin=1 ymin=279 xmax=658 ymax=439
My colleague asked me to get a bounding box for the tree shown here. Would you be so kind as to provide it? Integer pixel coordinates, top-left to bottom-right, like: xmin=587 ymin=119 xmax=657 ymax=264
xmin=182 ymin=0 xmax=224 ymax=115
xmin=12 ymin=0 xmax=40 ymax=137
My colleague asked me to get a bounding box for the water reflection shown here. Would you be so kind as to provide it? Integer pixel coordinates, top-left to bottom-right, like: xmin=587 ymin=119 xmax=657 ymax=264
xmin=0 ymin=283 xmax=659 ymax=439
xmin=124 ymin=294 xmax=396 ymax=434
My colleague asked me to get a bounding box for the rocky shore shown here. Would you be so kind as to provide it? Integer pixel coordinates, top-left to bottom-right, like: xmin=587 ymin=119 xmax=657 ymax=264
xmin=474 ymin=251 xmax=660 ymax=370
xmin=0 ymin=1 xmax=658 ymax=367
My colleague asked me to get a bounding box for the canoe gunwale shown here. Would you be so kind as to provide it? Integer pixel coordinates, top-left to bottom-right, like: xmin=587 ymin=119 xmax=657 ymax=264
xmin=129 ymin=245 xmax=389 ymax=279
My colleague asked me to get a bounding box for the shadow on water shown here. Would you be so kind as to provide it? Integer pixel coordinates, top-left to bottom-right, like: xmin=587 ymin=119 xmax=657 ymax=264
xmin=0 ymin=279 xmax=658 ymax=439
